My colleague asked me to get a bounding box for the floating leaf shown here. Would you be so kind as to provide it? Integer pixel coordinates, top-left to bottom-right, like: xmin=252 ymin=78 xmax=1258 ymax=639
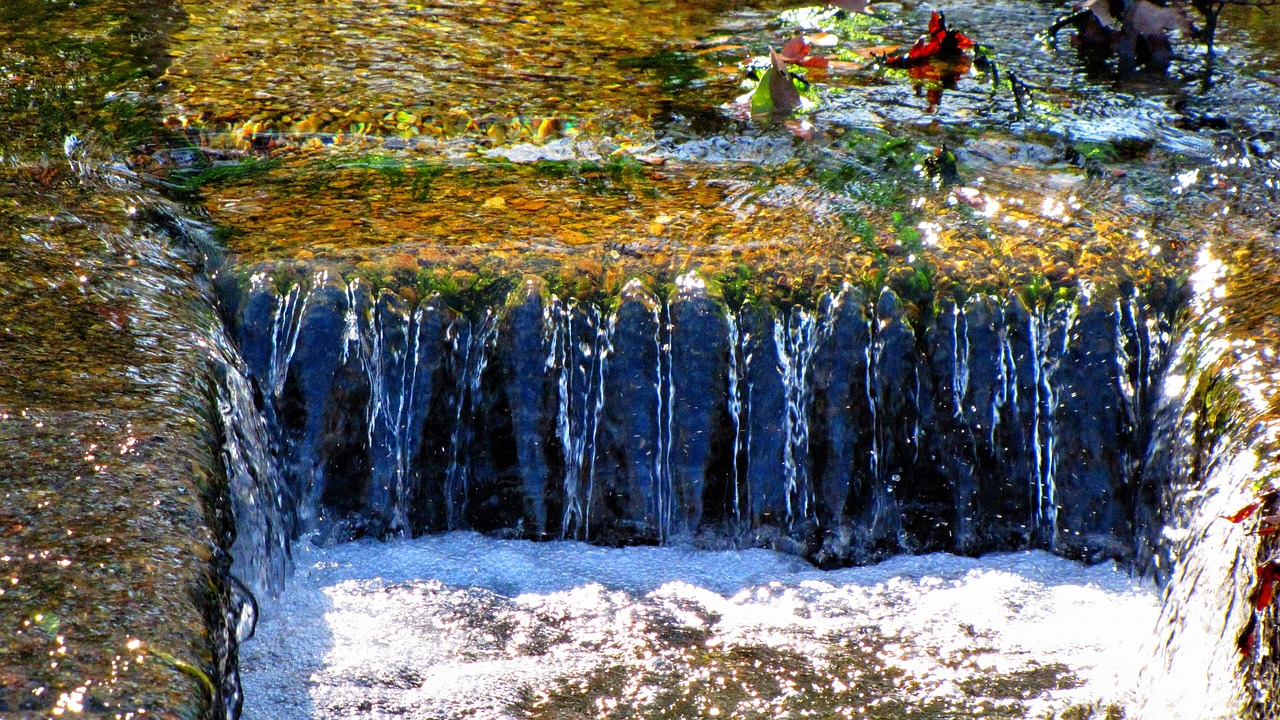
xmin=779 ymin=36 xmax=831 ymax=68
xmin=808 ymin=32 xmax=840 ymax=47
xmin=750 ymin=49 xmax=803 ymax=115
xmin=780 ymin=36 xmax=812 ymax=63
xmin=785 ymin=119 xmax=818 ymax=141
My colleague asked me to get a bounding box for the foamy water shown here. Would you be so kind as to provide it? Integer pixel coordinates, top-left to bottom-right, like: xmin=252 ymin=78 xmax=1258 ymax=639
xmin=239 ymin=532 xmax=1159 ymax=720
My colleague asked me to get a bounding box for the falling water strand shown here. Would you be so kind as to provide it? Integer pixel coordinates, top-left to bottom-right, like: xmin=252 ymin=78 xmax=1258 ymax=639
xmin=1114 ymin=291 xmax=1153 ymax=434
xmin=444 ymin=311 xmax=497 ymax=530
xmin=952 ymin=303 xmax=970 ymax=419
xmin=549 ymin=299 xmax=613 ymax=540
xmin=725 ymin=309 xmax=745 ymax=530
xmin=340 ymin=279 xmax=364 ymax=365
xmin=273 ymin=284 xmax=305 ymax=375
xmin=775 ymin=309 xmax=818 ymax=527
xmin=1029 ymin=310 xmax=1046 ymax=530
xmin=264 ymin=277 xmax=308 ymax=400
xmin=1114 ymin=298 xmax=1139 ymax=430
xmin=866 ymin=312 xmax=881 ymax=485
xmin=652 ymin=300 xmax=675 ymax=542
xmin=991 ymin=310 xmax=1010 ymax=449
xmin=207 ymin=315 xmax=292 ymax=598
xmin=1035 ymin=299 xmax=1080 ymax=541
xmin=364 ymin=296 xmax=424 ymax=536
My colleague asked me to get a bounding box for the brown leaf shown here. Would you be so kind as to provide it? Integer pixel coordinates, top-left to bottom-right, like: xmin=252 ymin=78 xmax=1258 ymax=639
xmin=830 ymin=0 xmax=872 ymax=13
xmin=780 ymin=36 xmax=813 ymax=64
xmin=694 ymin=44 xmax=744 ymax=55
xmin=767 ymin=49 xmax=803 ymax=114
xmin=784 ymin=119 xmax=819 ymax=141
xmin=850 ymin=45 xmax=902 ymax=59
xmin=1077 ymin=0 xmax=1118 ymax=30
xmin=1124 ymin=0 xmax=1193 ymax=37
xmin=826 ymin=59 xmax=869 ymax=73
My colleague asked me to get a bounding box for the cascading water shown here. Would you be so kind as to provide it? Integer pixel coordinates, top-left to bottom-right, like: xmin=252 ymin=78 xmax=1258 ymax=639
xmin=204 ymin=252 xmax=1270 ymax=720
xmin=442 ymin=311 xmax=498 ymax=531
xmin=218 ymin=269 xmax=1187 ymax=581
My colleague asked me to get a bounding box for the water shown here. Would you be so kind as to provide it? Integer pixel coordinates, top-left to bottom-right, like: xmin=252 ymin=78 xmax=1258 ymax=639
xmin=241 ymin=532 xmax=1158 ymax=720
xmin=5 ymin=0 xmax=1280 ymax=714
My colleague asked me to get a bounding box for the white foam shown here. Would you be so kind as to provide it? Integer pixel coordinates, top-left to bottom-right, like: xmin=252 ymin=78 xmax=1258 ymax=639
xmin=241 ymin=532 xmax=1159 ymax=720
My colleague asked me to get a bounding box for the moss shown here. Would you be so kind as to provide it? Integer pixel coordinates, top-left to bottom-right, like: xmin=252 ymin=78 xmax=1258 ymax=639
xmin=715 ymin=264 xmax=757 ymax=312
xmin=418 ymin=269 xmax=519 ymax=319
xmin=616 ymin=50 xmax=706 ymax=91
xmin=167 ymin=157 xmax=282 ymax=196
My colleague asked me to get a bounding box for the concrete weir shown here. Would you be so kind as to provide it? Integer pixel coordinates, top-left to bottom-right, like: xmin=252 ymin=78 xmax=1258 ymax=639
xmin=0 ymin=163 xmax=1270 ymax=718
xmin=0 ymin=166 xmax=242 ymax=718
xmin=3 ymin=0 xmax=1280 ymax=713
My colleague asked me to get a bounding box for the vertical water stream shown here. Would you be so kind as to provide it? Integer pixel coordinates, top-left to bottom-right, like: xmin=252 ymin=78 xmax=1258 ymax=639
xmin=216 ymin=270 xmax=1189 ymax=591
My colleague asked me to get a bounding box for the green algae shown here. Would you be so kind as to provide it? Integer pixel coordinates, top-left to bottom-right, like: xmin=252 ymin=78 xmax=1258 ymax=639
xmin=0 ymin=0 xmax=182 ymax=156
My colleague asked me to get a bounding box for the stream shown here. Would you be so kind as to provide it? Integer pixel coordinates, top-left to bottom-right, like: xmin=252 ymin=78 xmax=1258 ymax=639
xmin=3 ymin=0 xmax=1280 ymax=717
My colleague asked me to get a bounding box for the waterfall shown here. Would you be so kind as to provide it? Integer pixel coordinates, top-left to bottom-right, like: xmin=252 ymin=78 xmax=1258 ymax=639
xmin=545 ymin=298 xmax=613 ymax=540
xmin=209 ymin=303 xmax=293 ymax=599
xmin=206 ymin=264 xmax=1275 ymax=717
xmin=775 ymin=306 xmax=817 ymax=529
xmin=214 ymin=272 xmax=1199 ymax=575
xmin=443 ymin=311 xmax=497 ymax=531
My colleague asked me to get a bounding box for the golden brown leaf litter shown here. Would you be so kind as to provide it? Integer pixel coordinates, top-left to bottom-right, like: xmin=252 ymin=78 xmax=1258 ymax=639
xmin=154 ymin=0 xmax=1201 ymax=303
xmin=162 ymin=0 xmax=772 ymax=151
xmin=197 ymin=142 xmax=1184 ymax=307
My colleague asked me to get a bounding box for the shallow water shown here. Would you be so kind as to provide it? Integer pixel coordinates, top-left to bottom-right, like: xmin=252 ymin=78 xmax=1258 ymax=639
xmin=241 ymin=532 xmax=1158 ymax=720
xmin=5 ymin=0 xmax=1280 ymax=714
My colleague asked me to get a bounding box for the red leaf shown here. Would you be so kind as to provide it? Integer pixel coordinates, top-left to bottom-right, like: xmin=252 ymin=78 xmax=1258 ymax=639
xmin=1255 ymin=563 xmax=1280 ymax=611
xmin=903 ymin=37 xmax=944 ymax=63
xmin=778 ymin=36 xmax=830 ymax=68
xmin=884 ymin=12 xmax=975 ymax=67
xmin=780 ymin=36 xmax=813 ymax=64
xmin=928 ymin=11 xmax=944 ymax=37
xmin=1258 ymin=582 xmax=1275 ymax=611
xmin=1221 ymin=501 xmax=1261 ymax=524
xmin=1222 ymin=501 xmax=1262 ymax=524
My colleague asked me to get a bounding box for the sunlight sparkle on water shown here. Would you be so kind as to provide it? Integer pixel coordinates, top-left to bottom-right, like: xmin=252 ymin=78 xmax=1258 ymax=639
xmin=240 ymin=533 xmax=1158 ymax=720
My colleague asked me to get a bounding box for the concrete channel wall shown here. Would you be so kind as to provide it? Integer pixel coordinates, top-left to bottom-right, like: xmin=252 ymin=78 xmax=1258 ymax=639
xmin=0 ymin=164 xmax=239 ymax=718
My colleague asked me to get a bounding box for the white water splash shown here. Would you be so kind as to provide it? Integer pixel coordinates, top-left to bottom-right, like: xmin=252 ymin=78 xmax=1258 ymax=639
xmin=240 ymin=533 xmax=1159 ymax=720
